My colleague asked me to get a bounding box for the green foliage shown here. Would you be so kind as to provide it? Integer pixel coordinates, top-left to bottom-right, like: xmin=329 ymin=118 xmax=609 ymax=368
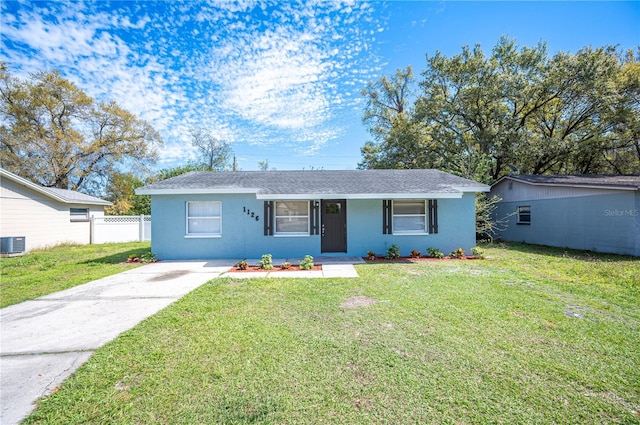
xmin=449 ymin=248 xmax=466 ymax=259
xmin=386 ymin=244 xmax=401 ymax=259
xmin=105 ymin=172 xmax=150 ymax=215
xmin=140 ymin=252 xmax=157 ymax=263
xmin=280 ymin=261 xmax=291 ymax=270
xmin=360 ymin=39 xmax=640 ymax=180
xmin=236 ymin=260 xmax=248 ymax=270
xmin=366 ymin=250 xmax=377 ymax=260
xmin=298 ymin=255 xmax=314 ymax=270
xmin=0 ymin=64 xmax=162 ymax=195
xmin=470 ymin=246 xmax=486 ymax=259
xmin=427 ymin=247 xmax=445 ymax=258
xmin=258 ymin=254 xmax=273 ymax=270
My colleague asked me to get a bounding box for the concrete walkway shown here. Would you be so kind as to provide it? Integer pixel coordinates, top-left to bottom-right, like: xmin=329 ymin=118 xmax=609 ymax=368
xmin=222 ymin=256 xmax=363 ymax=279
xmin=0 ymin=258 xmax=361 ymax=424
xmin=0 ymin=260 xmax=227 ymax=425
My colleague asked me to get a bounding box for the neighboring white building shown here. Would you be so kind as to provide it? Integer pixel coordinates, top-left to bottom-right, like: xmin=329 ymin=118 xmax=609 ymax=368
xmin=0 ymin=168 xmax=111 ymax=252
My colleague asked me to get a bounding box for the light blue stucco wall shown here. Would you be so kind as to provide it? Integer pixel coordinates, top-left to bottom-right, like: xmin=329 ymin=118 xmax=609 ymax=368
xmin=494 ymin=192 xmax=640 ymax=257
xmin=150 ymin=193 xmax=477 ymax=260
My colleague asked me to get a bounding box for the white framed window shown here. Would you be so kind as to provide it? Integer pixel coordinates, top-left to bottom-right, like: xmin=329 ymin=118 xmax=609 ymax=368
xmin=393 ymin=200 xmax=427 ymax=235
xmin=275 ymin=201 xmax=309 ymax=236
xmin=70 ymin=208 xmax=89 ymax=221
xmin=186 ymin=201 xmax=221 ymax=237
xmin=517 ymin=206 xmax=531 ymax=225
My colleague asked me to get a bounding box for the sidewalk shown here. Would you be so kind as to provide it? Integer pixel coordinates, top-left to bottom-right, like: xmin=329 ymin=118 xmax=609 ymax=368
xmin=0 ymin=260 xmax=227 ymax=425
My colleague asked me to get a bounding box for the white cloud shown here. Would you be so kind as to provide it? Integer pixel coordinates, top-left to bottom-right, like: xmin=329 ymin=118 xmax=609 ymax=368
xmin=1 ymin=0 xmax=385 ymax=167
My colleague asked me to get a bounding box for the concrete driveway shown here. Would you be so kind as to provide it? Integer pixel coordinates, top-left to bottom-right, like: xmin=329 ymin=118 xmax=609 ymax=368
xmin=0 ymin=260 xmax=231 ymax=425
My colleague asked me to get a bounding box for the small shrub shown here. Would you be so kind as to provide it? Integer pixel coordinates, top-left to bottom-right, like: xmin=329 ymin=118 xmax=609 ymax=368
xmin=299 ymin=255 xmax=314 ymax=270
xmin=366 ymin=250 xmax=377 ymax=261
xmin=281 ymin=261 xmax=291 ymax=269
xmin=471 ymin=246 xmax=486 ymax=259
xmin=127 ymin=253 xmax=140 ymax=263
xmin=140 ymin=252 xmax=157 ymax=263
xmin=386 ymin=244 xmax=401 ymax=260
xmin=427 ymin=247 xmax=444 ymax=258
xmin=258 ymin=254 xmax=273 ymax=270
xmin=410 ymin=249 xmax=421 ymax=258
xmin=449 ymin=248 xmax=465 ymax=259
xmin=236 ymin=260 xmax=248 ymax=270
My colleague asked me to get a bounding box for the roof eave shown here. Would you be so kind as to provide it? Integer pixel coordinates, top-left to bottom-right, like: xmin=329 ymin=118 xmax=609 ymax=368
xmin=493 ymin=176 xmax=638 ymax=191
xmin=135 ymin=188 xmax=261 ymax=195
xmin=255 ymin=192 xmax=464 ymax=200
xmin=2 ymin=168 xmax=110 ymax=205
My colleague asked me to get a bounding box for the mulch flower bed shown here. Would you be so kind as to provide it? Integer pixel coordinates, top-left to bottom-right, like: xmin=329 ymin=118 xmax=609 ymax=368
xmin=232 ymin=264 xmax=323 ymax=272
xmin=363 ymin=256 xmax=479 ymax=262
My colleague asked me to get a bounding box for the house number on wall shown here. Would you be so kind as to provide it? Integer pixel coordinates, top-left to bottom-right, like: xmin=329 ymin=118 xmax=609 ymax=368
xmin=243 ymin=207 xmax=259 ymax=221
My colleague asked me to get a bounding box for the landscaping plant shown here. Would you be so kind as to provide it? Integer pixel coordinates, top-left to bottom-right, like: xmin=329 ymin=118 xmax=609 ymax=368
xmin=386 ymin=244 xmax=401 ymax=259
xmin=449 ymin=248 xmax=465 ymax=259
xmin=298 ymin=255 xmax=314 ymax=270
xmin=427 ymin=247 xmax=445 ymax=258
xmin=470 ymin=246 xmax=486 ymax=259
xmin=258 ymin=254 xmax=273 ymax=270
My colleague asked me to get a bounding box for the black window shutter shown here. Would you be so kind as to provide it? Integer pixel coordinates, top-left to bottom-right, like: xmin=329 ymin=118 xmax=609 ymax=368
xmin=264 ymin=201 xmax=274 ymax=236
xmin=310 ymin=200 xmax=319 ymax=235
xmin=428 ymin=199 xmax=438 ymax=234
xmin=382 ymin=200 xmax=392 ymax=234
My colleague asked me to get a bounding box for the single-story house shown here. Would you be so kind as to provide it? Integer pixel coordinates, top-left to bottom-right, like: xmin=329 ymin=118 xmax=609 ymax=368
xmin=490 ymin=174 xmax=640 ymax=257
xmin=0 ymin=168 xmax=112 ymax=253
xmin=135 ymin=169 xmax=489 ymax=260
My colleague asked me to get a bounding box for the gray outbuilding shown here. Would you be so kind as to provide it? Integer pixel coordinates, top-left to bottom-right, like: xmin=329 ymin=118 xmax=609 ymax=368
xmin=490 ymin=175 xmax=640 ymax=257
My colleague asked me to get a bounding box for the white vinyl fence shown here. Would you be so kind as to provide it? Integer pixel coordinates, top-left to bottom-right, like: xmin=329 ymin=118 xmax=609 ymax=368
xmin=91 ymin=215 xmax=151 ymax=244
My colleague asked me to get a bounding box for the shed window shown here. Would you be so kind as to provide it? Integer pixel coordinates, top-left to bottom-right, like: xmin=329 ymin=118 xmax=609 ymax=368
xmin=70 ymin=208 xmax=89 ymax=221
xmin=517 ymin=206 xmax=531 ymax=225
xmin=393 ymin=200 xmax=427 ymax=234
xmin=275 ymin=201 xmax=309 ymax=235
xmin=186 ymin=201 xmax=221 ymax=237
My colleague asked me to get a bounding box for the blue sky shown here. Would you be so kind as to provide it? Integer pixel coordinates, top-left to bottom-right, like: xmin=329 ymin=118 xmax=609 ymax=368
xmin=1 ymin=1 xmax=639 ymax=172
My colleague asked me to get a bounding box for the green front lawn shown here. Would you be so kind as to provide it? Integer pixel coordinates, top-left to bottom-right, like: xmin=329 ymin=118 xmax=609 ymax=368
xmin=24 ymin=243 xmax=640 ymax=424
xmin=0 ymin=242 xmax=152 ymax=308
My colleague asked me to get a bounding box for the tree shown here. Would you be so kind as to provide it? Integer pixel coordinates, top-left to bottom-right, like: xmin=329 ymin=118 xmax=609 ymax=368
xmin=360 ymin=39 xmax=640 ymax=236
xmin=0 ymin=64 xmax=162 ymax=195
xmin=360 ymin=38 xmax=640 ymax=183
xmin=104 ymin=172 xmax=150 ymax=215
xmin=361 ymin=66 xmax=415 ymax=143
xmin=189 ymin=128 xmax=233 ymax=170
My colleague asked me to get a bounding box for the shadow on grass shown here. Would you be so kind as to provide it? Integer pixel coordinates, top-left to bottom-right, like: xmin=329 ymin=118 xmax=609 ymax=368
xmin=80 ymin=248 xmax=151 ymax=265
xmin=485 ymin=241 xmax=637 ymax=262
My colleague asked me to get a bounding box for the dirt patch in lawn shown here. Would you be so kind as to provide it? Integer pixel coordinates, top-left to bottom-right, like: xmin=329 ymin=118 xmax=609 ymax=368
xmin=341 ymin=296 xmax=377 ymax=309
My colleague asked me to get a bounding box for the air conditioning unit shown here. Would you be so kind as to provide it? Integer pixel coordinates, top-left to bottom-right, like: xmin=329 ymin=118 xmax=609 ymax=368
xmin=1 ymin=236 xmax=26 ymax=256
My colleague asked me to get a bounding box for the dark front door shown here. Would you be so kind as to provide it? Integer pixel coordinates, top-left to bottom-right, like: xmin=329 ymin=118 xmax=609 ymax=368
xmin=321 ymin=199 xmax=347 ymax=253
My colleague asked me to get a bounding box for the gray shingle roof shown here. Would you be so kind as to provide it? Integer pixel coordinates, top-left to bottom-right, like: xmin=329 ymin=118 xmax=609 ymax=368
xmin=46 ymin=188 xmax=113 ymax=205
xmin=1 ymin=168 xmax=112 ymax=205
xmin=136 ymin=169 xmax=489 ymax=198
xmin=501 ymin=174 xmax=640 ymax=190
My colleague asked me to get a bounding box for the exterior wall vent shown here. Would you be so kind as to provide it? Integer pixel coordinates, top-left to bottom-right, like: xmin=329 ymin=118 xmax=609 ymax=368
xmin=1 ymin=236 xmax=26 ymax=256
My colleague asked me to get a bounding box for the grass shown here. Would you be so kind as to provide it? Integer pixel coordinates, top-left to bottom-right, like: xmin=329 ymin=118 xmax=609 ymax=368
xmin=22 ymin=243 xmax=640 ymax=424
xmin=0 ymin=242 xmax=152 ymax=308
